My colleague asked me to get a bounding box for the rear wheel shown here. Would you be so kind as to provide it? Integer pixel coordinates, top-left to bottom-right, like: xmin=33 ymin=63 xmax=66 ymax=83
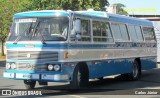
xmin=70 ymin=64 xmax=89 ymax=89
xmin=24 ymin=80 xmax=36 ymax=89
xmin=121 ymin=60 xmax=141 ymax=81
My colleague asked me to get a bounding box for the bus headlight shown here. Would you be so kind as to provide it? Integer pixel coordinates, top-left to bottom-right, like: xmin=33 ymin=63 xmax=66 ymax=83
xmin=11 ymin=63 xmax=16 ymax=69
xmin=48 ymin=64 xmax=54 ymax=71
xmin=6 ymin=63 xmax=11 ymax=69
xmin=53 ymin=64 xmax=61 ymax=71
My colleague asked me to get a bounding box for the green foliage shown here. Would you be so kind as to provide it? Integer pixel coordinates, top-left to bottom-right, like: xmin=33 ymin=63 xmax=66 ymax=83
xmin=0 ymin=0 xmax=29 ymax=40
xmin=26 ymin=0 xmax=109 ymax=11
xmin=0 ymin=0 xmax=29 ymax=56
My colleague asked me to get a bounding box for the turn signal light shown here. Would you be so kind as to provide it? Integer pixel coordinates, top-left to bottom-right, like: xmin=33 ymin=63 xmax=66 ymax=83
xmin=64 ymin=52 xmax=68 ymax=59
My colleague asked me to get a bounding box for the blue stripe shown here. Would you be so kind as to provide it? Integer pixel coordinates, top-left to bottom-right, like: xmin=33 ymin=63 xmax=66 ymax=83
xmin=109 ymin=16 xmax=153 ymax=26
xmin=14 ymin=11 xmax=69 ymax=18
xmin=6 ymin=43 xmax=68 ymax=49
xmin=34 ymin=44 xmax=68 ymax=49
xmin=6 ymin=43 xmax=156 ymax=49
xmin=79 ymin=11 xmax=106 ymax=16
xmin=4 ymin=70 xmax=64 ymax=74
xmin=6 ymin=44 xmax=25 ymax=48
xmin=74 ymin=13 xmax=109 ymax=21
xmin=7 ymin=59 xmax=36 ymax=63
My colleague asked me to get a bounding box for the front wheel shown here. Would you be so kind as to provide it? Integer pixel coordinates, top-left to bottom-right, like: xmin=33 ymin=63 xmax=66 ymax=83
xmin=121 ymin=60 xmax=141 ymax=81
xmin=24 ymin=80 xmax=36 ymax=89
xmin=70 ymin=65 xmax=89 ymax=89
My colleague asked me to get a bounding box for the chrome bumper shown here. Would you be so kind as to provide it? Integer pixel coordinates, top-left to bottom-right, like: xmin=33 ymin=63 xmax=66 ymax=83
xmin=3 ymin=72 xmax=69 ymax=81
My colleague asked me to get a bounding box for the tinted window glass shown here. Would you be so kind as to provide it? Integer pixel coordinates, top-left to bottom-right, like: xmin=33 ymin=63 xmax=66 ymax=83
xmin=143 ymin=27 xmax=155 ymax=41
xmin=119 ymin=24 xmax=129 ymax=41
xmin=135 ymin=26 xmax=143 ymax=41
xmin=128 ymin=25 xmax=138 ymax=41
xmin=93 ymin=21 xmax=113 ymax=42
xmin=80 ymin=19 xmax=91 ymax=42
xmin=111 ymin=23 xmax=122 ymax=41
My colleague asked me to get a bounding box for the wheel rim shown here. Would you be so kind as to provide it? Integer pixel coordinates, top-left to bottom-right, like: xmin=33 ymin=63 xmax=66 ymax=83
xmin=133 ymin=63 xmax=138 ymax=78
xmin=77 ymin=69 xmax=81 ymax=86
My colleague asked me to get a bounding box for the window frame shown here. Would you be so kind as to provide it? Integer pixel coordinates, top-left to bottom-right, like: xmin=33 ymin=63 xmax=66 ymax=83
xmin=92 ymin=19 xmax=114 ymax=43
xmin=142 ymin=26 xmax=156 ymax=42
xmin=78 ymin=19 xmax=92 ymax=42
xmin=70 ymin=17 xmax=92 ymax=43
xmin=134 ymin=25 xmax=144 ymax=42
xmin=111 ymin=22 xmax=130 ymax=42
xmin=119 ymin=23 xmax=130 ymax=41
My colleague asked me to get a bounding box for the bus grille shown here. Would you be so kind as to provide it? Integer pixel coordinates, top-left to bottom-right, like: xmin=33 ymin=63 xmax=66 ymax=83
xmin=7 ymin=50 xmax=58 ymax=61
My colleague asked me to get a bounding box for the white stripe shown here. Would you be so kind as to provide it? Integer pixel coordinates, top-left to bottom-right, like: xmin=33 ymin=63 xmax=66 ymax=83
xmin=3 ymin=73 xmax=14 ymax=78
xmin=69 ymin=95 xmax=85 ymax=98
xmin=16 ymin=73 xmax=39 ymax=79
xmin=41 ymin=74 xmax=68 ymax=80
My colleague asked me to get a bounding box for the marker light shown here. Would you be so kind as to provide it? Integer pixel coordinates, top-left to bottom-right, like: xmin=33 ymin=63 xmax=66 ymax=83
xmin=64 ymin=52 xmax=68 ymax=59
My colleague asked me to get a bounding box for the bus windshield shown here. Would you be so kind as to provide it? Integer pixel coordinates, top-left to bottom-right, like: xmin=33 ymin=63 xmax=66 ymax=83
xmin=8 ymin=17 xmax=69 ymax=42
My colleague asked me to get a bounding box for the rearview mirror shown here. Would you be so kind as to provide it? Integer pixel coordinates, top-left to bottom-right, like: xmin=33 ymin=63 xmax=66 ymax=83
xmin=75 ymin=19 xmax=81 ymax=40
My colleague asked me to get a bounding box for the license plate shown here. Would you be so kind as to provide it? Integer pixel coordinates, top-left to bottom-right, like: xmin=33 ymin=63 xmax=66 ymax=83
xmin=23 ymin=74 xmax=32 ymax=78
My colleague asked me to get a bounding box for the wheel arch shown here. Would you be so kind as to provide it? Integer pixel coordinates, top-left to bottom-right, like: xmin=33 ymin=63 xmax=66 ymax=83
xmin=75 ymin=62 xmax=89 ymax=77
xmin=135 ymin=58 xmax=142 ymax=72
xmin=70 ymin=62 xmax=89 ymax=88
xmin=77 ymin=62 xmax=89 ymax=70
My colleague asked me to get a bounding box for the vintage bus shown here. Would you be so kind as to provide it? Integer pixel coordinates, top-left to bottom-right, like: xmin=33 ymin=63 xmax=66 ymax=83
xmin=3 ymin=10 xmax=157 ymax=89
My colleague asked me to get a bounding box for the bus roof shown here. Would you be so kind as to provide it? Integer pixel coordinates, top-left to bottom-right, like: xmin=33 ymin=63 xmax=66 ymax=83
xmin=75 ymin=11 xmax=153 ymax=26
xmin=14 ymin=10 xmax=70 ymax=18
xmin=14 ymin=10 xmax=153 ymax=26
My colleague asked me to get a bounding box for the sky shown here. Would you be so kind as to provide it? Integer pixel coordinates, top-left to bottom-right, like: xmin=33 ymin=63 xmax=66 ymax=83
xmin=108 ymin=0 xmax=160 ymax=15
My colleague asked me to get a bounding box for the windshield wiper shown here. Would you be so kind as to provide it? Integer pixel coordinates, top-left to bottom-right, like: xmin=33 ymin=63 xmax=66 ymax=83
xmin=38 ymin=28 xmax=46 ymax=44
xmin=13 ymin=23 xmax=33 ymax=44
xmin=30 ymin=21 xmax=46 ymax=44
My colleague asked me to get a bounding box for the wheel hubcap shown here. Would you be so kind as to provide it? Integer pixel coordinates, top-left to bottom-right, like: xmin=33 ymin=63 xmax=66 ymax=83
xmin=133 ymin=63 xmax=138 ymax=78
xmin=77 ymin=70 xmax=81 ymax=86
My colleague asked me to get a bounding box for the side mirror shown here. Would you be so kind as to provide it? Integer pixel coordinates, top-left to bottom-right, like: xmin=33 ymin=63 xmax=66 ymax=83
xmin=75 ymin=19 xmax=81 ymax=40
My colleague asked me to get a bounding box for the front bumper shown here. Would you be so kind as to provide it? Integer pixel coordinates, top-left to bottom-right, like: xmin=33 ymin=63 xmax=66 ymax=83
xmin=3 ymin=71 xmax=69 ymax=82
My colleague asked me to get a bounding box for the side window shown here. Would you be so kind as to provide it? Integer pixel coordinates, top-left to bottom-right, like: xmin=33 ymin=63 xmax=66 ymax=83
xmin=135 ymin=26 xmax=143 ymax=41
xmin=80 ymin=19 xmax=91 ymax=42
xmin=119 ymin=24 xmax=129 ymax=41
xmin=128 ymin=25 xmax=138 ymax=41
xmin=111 ymin=23 xmax=122 ymax=41
xmin=93 ymin=21 xmax=113 ymax=42
xmin=143 ymin=27 xmax=155 ymax=41
xmin=111 ymin=23 xmax=122 ymax=40
xmin=70 ymin=18 xmax=91 ymax=42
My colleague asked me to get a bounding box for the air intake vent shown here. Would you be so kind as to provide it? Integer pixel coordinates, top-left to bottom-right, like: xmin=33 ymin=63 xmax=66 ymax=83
xmin=7 ymin=51 xmax=58 ymax=61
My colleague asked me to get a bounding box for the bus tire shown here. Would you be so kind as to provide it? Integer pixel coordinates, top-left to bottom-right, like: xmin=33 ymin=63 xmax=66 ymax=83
xmin=24 ymin=80 xmax=36 ymax=89
xmin=70 ymin=64 xmax=89 ymax=89
xmin=121 ymin=59 xmax=141 ymax=81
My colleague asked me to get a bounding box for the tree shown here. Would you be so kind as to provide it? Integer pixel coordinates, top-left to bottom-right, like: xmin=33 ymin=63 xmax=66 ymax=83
xmin=113 ymin=3 xmax=128 ymax=15
xmin=27 ymin=0 xmax=109 ymax=11
xmin=0 ymin=0 xmax=28 ymax=56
